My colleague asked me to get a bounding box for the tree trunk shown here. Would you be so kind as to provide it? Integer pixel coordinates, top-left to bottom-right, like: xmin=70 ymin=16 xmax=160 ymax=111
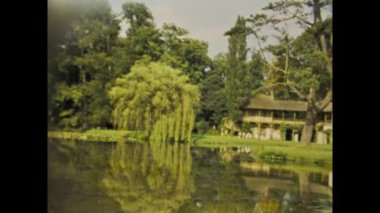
xmin=301 ymin=112 xmax=315 ymax=144
xmin=82 ymin=71 xmax=86 ymax=84
xmin=79 ymin=47 xmax=86 ymax=84
xmin=300 ymin=88 xmax=318 ymax=144
xmin=299 ymin=171 xmax=310 ymax=204
xmin=313 ymin=0 xmax=322 ymax=24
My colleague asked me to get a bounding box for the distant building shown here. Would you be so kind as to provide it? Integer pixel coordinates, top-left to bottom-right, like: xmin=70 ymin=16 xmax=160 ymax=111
xmin=226 ymin=94 xmax=332 ymax=144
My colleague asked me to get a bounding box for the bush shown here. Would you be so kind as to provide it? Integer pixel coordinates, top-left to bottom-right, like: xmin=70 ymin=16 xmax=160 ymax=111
xmin=241 ymin=122 xmax=251 ymax=133
xmin=207 ymin=128 xmax=220 ymax=135
xmin=195 ymin=120 xmax=209 ymax=135
xmin=260 ymin=152 xmax=287 ymax=163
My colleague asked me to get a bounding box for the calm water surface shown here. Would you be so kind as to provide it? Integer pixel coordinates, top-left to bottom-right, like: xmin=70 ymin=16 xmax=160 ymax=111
xmin=48 ymin=139 xmax=332 ymax=213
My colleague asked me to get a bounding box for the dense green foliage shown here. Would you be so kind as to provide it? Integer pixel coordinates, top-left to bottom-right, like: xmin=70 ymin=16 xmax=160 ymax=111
xmin=222 ymin=16 xmax=266 ymax=125
xmin=197 ymin=53 xmax=228 ymax=129
xmin=109 ymin=62 xmax=200 ymax=142
xmin=49 ymin=1 xmax=210 ymax=132
xmin=247 ymin=0 xmax=332 ymax=143
xmin=48 ymin=2 xmax=332 ymax=211
xmin=48 ymin=0 xmax=332 ymax=144
xmin=224 ymin=16 xmax=252 ymax=122
xmin=49 ymin=0 xmax=120 ymax=129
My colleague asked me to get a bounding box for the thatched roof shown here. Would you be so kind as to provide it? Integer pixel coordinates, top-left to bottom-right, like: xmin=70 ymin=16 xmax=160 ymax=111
xmin=244 ymin=94 xmax=332 ymax=112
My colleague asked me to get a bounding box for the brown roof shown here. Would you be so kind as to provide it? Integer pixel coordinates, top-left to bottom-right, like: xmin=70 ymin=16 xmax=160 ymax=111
xmin=244 ymin=94 xmax=332 ymax=112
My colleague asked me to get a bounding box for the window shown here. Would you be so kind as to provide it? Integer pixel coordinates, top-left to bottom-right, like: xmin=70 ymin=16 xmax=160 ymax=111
xmin=261 ymin=110 xmax=271 ymax=117
xmin=296 ymin=112 xmax=306 ymax=120
xmin=246 ymin=110 xmax=258 ymax=116
xmin=273 ymin=111 xmax=282 ymax=119
xmin=284 ymin=111 xmax=293 ymax=119
xmin=250 ymin=110 xmax=259 ymax=116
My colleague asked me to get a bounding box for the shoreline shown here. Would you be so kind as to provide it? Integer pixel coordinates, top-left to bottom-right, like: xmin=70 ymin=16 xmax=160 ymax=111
xmin=48 ymin=130 xmax=332 ymax=167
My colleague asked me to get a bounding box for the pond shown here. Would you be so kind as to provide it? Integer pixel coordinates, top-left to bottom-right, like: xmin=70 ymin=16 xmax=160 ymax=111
xmin=48 ymin=139 xmax=332 ymax=213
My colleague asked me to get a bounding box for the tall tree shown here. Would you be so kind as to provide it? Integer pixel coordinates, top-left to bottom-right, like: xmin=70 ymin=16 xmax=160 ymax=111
xmin=197 ymin=53 xmax=228 ymax=128
xmin=160 ymin=23 xmax=211 ymax=85
xmin=248 ymin=52 xmax=265 ymax=92
xmin=49 ymin=2 xmax=213 ymax=130
xmin=51 ymin=0 xmax=120 ymax=129
xmin=48 ymin=0 xmax=89 ymax=126
xmin=247 ymin=0 xmax=332 ymax=144
xmin=122 ymin=2 xmax=154 ymax=29
xmin=224 ymin=16 xmax=252 ymax=122
xmin=119 ymin=2 xmax=163 ymax=68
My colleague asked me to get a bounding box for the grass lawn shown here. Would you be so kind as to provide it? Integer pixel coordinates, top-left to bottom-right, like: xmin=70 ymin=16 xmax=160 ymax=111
xmin=193 ymin=134 xmax=332 ymax=166
xmin=48 ymin=129 xmax=140 ymax=142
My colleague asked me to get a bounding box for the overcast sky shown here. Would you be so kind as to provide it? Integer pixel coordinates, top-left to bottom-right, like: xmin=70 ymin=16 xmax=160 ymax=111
xmin=51 ymin=0 xmax=331 ymax=58
xmin=108 ymin=0 xmax=283 ymax=58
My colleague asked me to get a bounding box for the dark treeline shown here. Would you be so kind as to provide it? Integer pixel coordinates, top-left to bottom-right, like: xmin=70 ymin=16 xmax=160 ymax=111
xmin=48 ymin=0 xmax=211 ymax=131
xmin=48 ymin=0 xmax=332 ymax=143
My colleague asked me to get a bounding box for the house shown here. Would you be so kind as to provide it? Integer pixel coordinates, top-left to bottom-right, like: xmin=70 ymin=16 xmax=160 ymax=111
xmin=238 ymin=94 xmax=332 ymax=144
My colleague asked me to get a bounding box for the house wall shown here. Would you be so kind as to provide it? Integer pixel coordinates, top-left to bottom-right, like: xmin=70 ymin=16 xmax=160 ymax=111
xmin=328 ymin=171 xmax=333 ymax=188
xmin=241 ymin=108 xmax=332 ymax=144
xmin=329 ymin=132 xmax=332 ymax=144
xmin=261 ymin=127 xmax=271 ymax=140
xmin=317 ymin=131 xmax=324 ymax=144
xmin=294 ymin=133 xmax=299 ymax=142
xmin=272 ymin=129 xmax=281 ymax=140
xmin=252 ymin=127 xmax=260 ymax=139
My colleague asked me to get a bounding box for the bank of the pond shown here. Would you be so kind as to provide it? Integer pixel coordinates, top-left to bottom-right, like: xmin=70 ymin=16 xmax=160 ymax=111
xmin=48 ymin=130 xmax=140 ymax=142
xmin=48 ymin=130 xmax=332 ymax=166
xmin=193 ymin=134 xmax=332 ymax=166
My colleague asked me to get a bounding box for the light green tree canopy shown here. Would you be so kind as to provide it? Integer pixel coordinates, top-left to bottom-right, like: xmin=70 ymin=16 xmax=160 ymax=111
xmin=109 ymin=62 xmax=200 ymax=142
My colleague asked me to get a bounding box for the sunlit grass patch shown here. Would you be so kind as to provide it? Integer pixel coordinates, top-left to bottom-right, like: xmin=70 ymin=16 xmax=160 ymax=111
xmin=192 ymin=134 xmax=332 ymax=165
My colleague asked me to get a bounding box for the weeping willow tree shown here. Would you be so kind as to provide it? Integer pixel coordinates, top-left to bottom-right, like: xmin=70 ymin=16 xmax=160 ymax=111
xmin=109 ymin=61 xmax=200 ymax=142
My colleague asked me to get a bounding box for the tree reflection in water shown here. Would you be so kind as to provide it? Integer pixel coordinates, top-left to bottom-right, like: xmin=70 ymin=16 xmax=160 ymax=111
xmin=48 ymin=140 xmax=331 ymax=212
xmin=102 ymin=141 xmax=194 ymax=212
xmin=220 ymin=147 xmax=332 ymax=213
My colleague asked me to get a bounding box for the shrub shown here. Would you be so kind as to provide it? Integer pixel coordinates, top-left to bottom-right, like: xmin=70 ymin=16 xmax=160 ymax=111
xmin=195 ymin=120 xmax=209 ymax=135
